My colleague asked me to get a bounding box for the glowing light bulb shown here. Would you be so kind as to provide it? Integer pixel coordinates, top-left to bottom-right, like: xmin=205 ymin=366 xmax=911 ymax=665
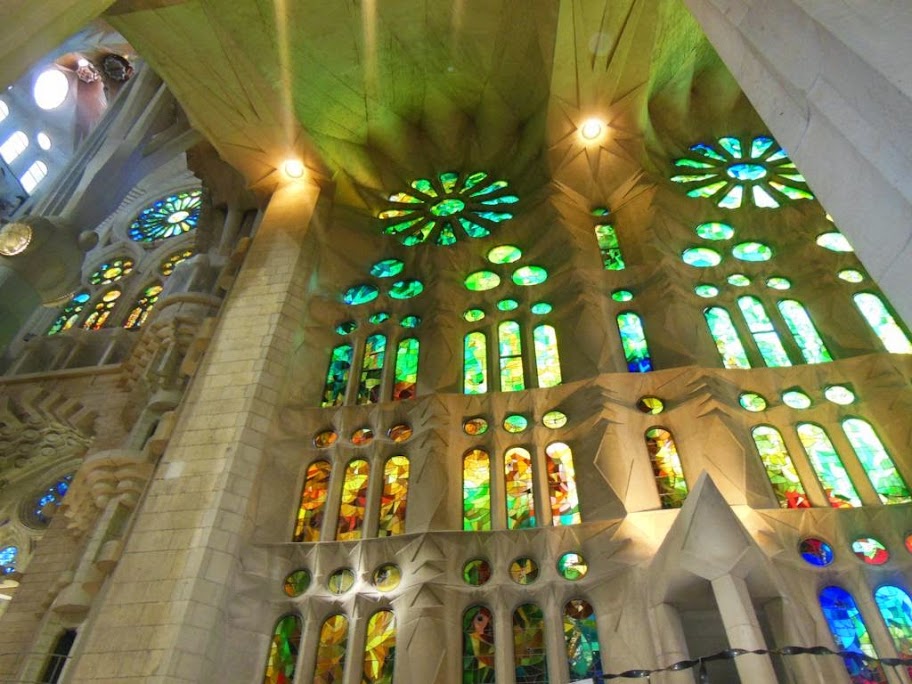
xmin=283 ymin=159 xmax=305 ymax=179
xmin=580 ymin=118 xmax=605 ymax=142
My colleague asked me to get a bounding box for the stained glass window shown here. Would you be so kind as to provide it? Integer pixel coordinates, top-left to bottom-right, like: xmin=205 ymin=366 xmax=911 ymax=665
xmin=513 ymin=604 xmax=549 ymax=684
xmin=370 ymin=312 xmax=389 ymax=324
xmin=531 ymin=324 xmax=562 ymax=388
xmin=363 ymin=610 xmax=395 ymax=683
xmin=328 ymin=568 xmax=355 ymax=594
xmin=737 ymin=296 xmax=791 ymax=367
xmin=841 ymin=418 xmax=911 ymax=504
xmin=358 ymin=334 xmax=387 ymax=404
xmin=313 ymin=430 xmax=337 ymax=448
xmin=499 ymin=321 xmax=525 ymax=391
xmin=696 ymin=221 xmax=734 ymax=240
xmin=564 ymin=600 xmax=603 ymax=684
xmin=337 ymin=459 xmax=369 ymax=541
xmin=616 ymin=312 xmax=653 ymax=372
xmin=796 ymin=423 xmax=862 ymax=508
xmin=372 ymin=564 xmax=401 ymax=591
xmin=160 ymin=249 xmax=194 ymax=276
xmin=504 ymin=415 xmax=529 ymax=433
xmin=464 ymin=332 xmax=488 ymax=394
xmin=531 ymin=302 xmax=552 ymax=315
xmin=488 ymin=244 xmax=523 ymax=264
xmin=545 ymin=442 xmax=581 ymax=526
xmin=704 ymin=307 xmax=751 ymax=369
xmin=873 ymin=585 xmax=912 ymax=677
xmin=388 ymin=278 xmax=424 ymax=299
xmin=283 ymin=570 xmax=310 ymax=597
xmin=463 ymin=560 xmax=492 ymax=586
xmin=314 ymin=614 xmax=348 ymax=683
xmin=388 ymin=424 xmax=412 ymax=443
xmin=352 ymin=427 xmax=374 ymax=446
xmin=817 ymin=232 xmax=853 ymax=252
xmin=505 ymin=447 xmax=536 ymax=529
xmin=819 ymin=586 xmax=887 ymax=684
xmin=465 ymin=271 xmax=501 ymax=291
xmin=728 ymin=274 xmax=751 ymax=287
xmin=682 ymin=247 xmax=722 ymax=267
xmin=123 ymin=284 xmax=163 ymax=330
xmin=557 ymin=553 xmax=588 ymax=581
xmin=89 ymin=258 xmax=133 ymax=285
xmin=463 ymin=449 xmax=491 ymax=532
xmin=262 ymin=614 xmax=301 ymax=684
xmin=732 ymin=241 xmax=773 ymax=262
xmin=378 ymin=456 xmax=409 ymax=537
xmin=293 ymin=460 xmax=331 ymax=542
xmin=129 ymin=189 xmax=202 ymax=242
xmin=739 ymin=392 xmax=767 ymax=412
xmin=839 ymin=269 xmax=865 ymax=283
xmin=0 ymin=546 xmax=17 ymax=574
xmin=851 ymin=538 xmax=889 ymax=565
xmin=343 ymin=284 xmax=379 ymax=305
xmin=645 ymin=428 xmax=688 ymax=509
xmin=543 ymin=410 xmax=568 ymax=429
xmin=783 ymin=389 xmax=812 ymax=409
xmin=512 ymin=266 xmax=548 ymax=286
xmin=322 ymin=344 xmax=353 ymax=407
xmin=751 ymin=426 xmax=809 ymax=508
xmin=510 ymin=558 xmax=540 ymax=585
xmin=393 ymin=337 xmax=419 ymax=400
xmin=33 ymin=474 xmax=73 ymax=526
xmin=799 ymin=538 xmax=834 ymax=566
xmin=777 ymin=300 xmax=832 ymax=363
xmin=370 ymin=258 xmax=405 ymax=278
xmin=464 ymin=417 xmax=489 ymax=436
xmin=853 ymin=293 xmax=912 ymax=354
xmin=595 ymin=222 xmax=625 ymax=270
xmin=82 ymin=289 xmax=122 ymax=330
xmin=463 ymin=606 xmax=496 ymax=683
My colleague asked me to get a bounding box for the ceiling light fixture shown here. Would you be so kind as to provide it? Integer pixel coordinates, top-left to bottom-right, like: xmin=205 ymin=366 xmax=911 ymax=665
xmin=580 ymin=117 xmax=605 ymax=142
xmin=283 ymin=159 xmax=306 ymax=179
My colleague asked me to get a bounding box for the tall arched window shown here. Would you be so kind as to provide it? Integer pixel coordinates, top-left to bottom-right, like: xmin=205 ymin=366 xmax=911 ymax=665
xmin=321 ymin=344 xmax=353 ymax=407
xmin=750 ymin=426 xmax=809 ymax=508
xmin=0 ymin=545 xmax=18 ymax=574
xmin=505 ymin=447 xmax=535 ymax=529
xmin=841 ymin=418 xmax=911 ymax=504
xmin=337 ymin=459 xmax=370 ymax=540
xmin=464 ymin=332 xmax=488 ymax=394
xmin=513 ymin=603 xmax=548 ymax=684
xmin=645 ymin=428 xmax=688 ymax=509
xmin=314 ymin=614 xmax=348 ymax=683
xmin=777 ymin=300 xmax=832 ymax=363
xmin=463 ymin=605 xmax=495 ymax=683
xmin=533 ymin=324 xmax=562 ymax=387
xmin=498 ymin=321 xmax=525 ymax=391
xmin=819 ymin=586 xmax=886 ymax=683
xmin=19 ymin=160 xmax=48 ymax=194
xmin=463 ymin=449 xmax=492 ymax=531
xmin=563 ymin=600 xmax=603 ymax=683
xmin=393 ymin=337 xmax=419 ymax=400
xmin=595 ymin=221 xmax=625 ymax=270
xmin=872 ymin=585 xmax=912 ymax=676
xmin=81 ymin=289 xmax=122 ymax=330
xmin=853 ymin=292 xmax=912 ymax=353
xmin=261 ymin=614 xmax=302 ymax=684
xmin=38 ymin=629 xmax=77 ymax=684
xmin=704 ymin=306 xmax=751 ymax=369
xmin=0 ymin=131 xmax=28 ymax=164
xmin=123 ymin=284 xmax=163 ymax=330
xmin=796 ymin=423 xmax=861 ymax=508
xmin=616 ymin=312 xmax=653 ymax=372
xmin=292 ymin=460 xmax=331 ymax=542
xmin=378 ymin=456 xmax=409 ymax=537
xmin=545 ymin=442 xmax=581 ymax=526
xmin=737 ymin=296 xmax=791 ymax=366
xmin=358 ymin=333 xmax=387 ymax=404
xmin=47 ymin=291 xmax=90 ymax=335
xmin=363 ymin=609 xmax=396 ymax=683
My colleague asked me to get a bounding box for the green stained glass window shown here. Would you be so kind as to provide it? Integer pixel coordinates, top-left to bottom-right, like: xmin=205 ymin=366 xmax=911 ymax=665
xmin=464 ymin=417 xmax=489 ymax=436
xmin=335 ymin=320 xmax=357 ymax=335
xmin=47 ymin=291 xmax=90 ymax=335
xmin=645 ymin=427 xmax=688 ymax=509
xmin=363 ymin=610 xmax=396 ymax=683
xmin=531 ymin=302 xmax=552 ymax=315
xmin=378 ymin=456 xmax=409 ymax=537
xmin=369 ymin=312 xmax=390 ymax=324
xmin=838 ymin=269 xmax=864 ymax=283
xmin=533 ymin=324 xmax=562 ymax=387
xmin=488 ymin=245 xmax=522 ymax=264
xmin=463 ymin=559 xmax=492 ymax=586
xmin=400 ymin=314 xmax=421 ymax=328
xmin=612 ymin=289 xmax=633 ymax=302
xmin=314 ymin=614 xmax=349 ymax=683
xmin=463 ymin=606 xmax=496 ymax=682
xmin=751 ymin=426 xmax=810 ymax=509
xmin=737 ymin=296 xmax=792 ymax=367
xmin=464 ymin=332 xmax=488 ymax=394
xmin=393 ymin=337 xmax=419 ymax=401
xmin=129 ymin=189 xmax=202 ymax=241
xmin=293 ymin=460 xmax=331 ymax=542
xmin=842 ymin=418 xmax=911 ymax=504
xmin=817 ymin=232 xmax=853 ymax=252
xmin=695 ymin=222 xmax=735 ymax=241
xmin=123 ymin=284 xmax=163 ymax=330
xmin=682 ymin=247 xmax=722 ymax=267
xmin=778 ymin=300 xmax=833 ymax=363
xmin=819 ymin=586 xmax=887 ymax=683
xmin=797 ymin=423 xmax=862 ymax=508
xmin=464 ymin=308 xmax=485 ymax=322
xmin=557 ymin=553 xmax=588 ymax=581
xmin=513 ymin=604 xmax=548 ymax=684
xmin=703 ymin=307 xmax=751 ymax=369
xmin=853 ymin=292 xmax=912 ymax=353
xmin=726 ymin=274 xmax=750 ymax=287
xmin=873 ymin=585 xmax=912 ymax=671
xmin=739 ymin=392 xmax=767 ymax=412
xmin=498 ymin=321 xmax=525 ymax=391
xmin=564 ymin=600 xmax=603 ymax=683
xmin=388 ymin=278 xmax=423 ymax=299
xmin=497 ymin=298 xmax=519 ymax=311
xmin=465 ymin=271 xmax=501 ymax=291
xmin=594 ymin=223 xmax=625 ymax=270
xmin=370 ymin=258 xmax=404 ymax=278
xmin=543 ymin=410 xmax=567 ymax=429
xmin=616 ymin=312 xmax=653 ymax=372
xmin=321 ymin=344 xmax=353 ymax=407
xmin=512 ymin=266 xmax=548 ymax=286
xmin=357 ymin=334 xmax=386 ymax=404
xmin=546 ymin=442 xmax=581 ymax=526
xmin=262 ymin=615 xmax=302 ymax=684
xmin=463 ymin=449 xmax=491 ymax=531
xmin=824 ymin=385 xmax=855 ymax=405
xmin=505 ymin=447 xmax=536 ymax=529
xmin=503 ymin=415 xmax=528 ymax=433
xmin=695 ymin=284 xmax=719 ymax=298
xmin=732 ymin=241 xmax=773 ymax=262
xmin=766 ymin=276 xmax=791 ymax=290
xmin=283 ymin=570 xmax=310 ymax=597
xmin=336 ymin=459 xmax=370 ymax=541
xmin=89 ymin=257 xmax=133 ymax=284
xmin=343 ymin=283 xmax=379 ymax=305
xmin=783 ymin=389 xmax=812 ymax=409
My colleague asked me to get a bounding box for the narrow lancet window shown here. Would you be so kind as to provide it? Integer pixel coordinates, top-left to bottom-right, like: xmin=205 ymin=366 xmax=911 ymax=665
xmin=595 ymin=222 xmax=625 ymax=270
xmin=82 ymin=289 xmax=121 ymax=330
xmin=513 ymin=603 xmax=548 ymax=684
xmin=564 ymin=600 xmax=603 ymax=683
xmin=616 ymin=312 xmax=653 ymax=372
xmin=464 ymin=332 xmax=488 ymax=394
xmin=322 ymin=344 xmax=353 ymax=407
xmin=841 ymin=418 xmax=911 ymax=504
xmin=645 ymin=428 xmax=687 ymax=509
xmin=853 ymin=292 xmax=912 ymax=353
xmin=378 ymin=456 xmax=409 ymax=536
xmin=777 ymin=300 xmax=832 ymax=363
xmin=47 ymin=291 xmax=90 ymax=335
xmin=505 ymin=447 xmax=535 ymax=529
xmin=463 ymin=449 xmax=492 ymax=531
xmin=358 ymin=333 xmax=387 ymax=404
xmin=363 ymin=609 xmax=396 ymax=683
xmin=463 ymin=606 xmax=495 ymax=683
xmin=737 ymin=296 xmax=791 ymax=366
xmin=393 ymin=337 xmax=419 ymax=400
xmin=124 ymin=284 xmax=163 ymax=330
xmin=337 ymin=459 xmax=370 ymax=541
xmin=262 ymin=615 xmax=302 ymax=684
xmin=751 ymin=426 xmax=809 ymax=508
xmin=704 ymin=307 xmax=751 ymax=369
xmin=819 ymin=586 xmax=886 ymax=684
xmin=873 ymin=585 xmax=912 ymax=677
xmin=533 ymin=324 xmax=562 ymax=387
xmin=293 ymin=460 xmax=331 ymax=542
xmin=498 ymin=321 xmax=525 ymax=391
xmin=545 ymin=442 xmax=581 ymax=526
xmin=796 ymin=423 xmax=861 ymax=508
xmin=314 ymin=614 xmax=349 ymax=683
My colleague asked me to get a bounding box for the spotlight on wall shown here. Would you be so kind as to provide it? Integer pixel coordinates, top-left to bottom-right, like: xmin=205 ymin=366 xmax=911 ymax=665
xmin=580 ymin=117 xmax=606 ymax=142
xmin=283 ymin=159 xmax=306 ymax=179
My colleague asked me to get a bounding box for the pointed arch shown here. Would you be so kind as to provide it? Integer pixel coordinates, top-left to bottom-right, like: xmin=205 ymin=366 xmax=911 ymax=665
xmin=363 ymin=609 xmax=395 ymax=683
xmin=314 ymin=614 xmax=348 ymax=683
xmin=513 ymin=603 xmax=548 ymax=684
xmin=645 ymin=427 xmax=687 ymax=509
xmin=463 ymin=449 xmax=492 ymax=531
xmin=819 ymin=586 xmax=886 ymax=683
xmin=563 ymin=599 xmax=603 ymax=683
xmin=292 ymin=460 xmax=331 ymax=542
xmin=378 ymin=456 xmax=409 ymax=537
xmin=262 ymin=614 xmax=302 ymax=684
xmin=123 ymin=283 xmax=164 ymax=330
xmin=337 ymin=459 xmax=370 ymax=540
xmin=750 ymin=425 xmax=810 ymax=508
xmin=81 ymin=289 xmax=122 ymax=330
xmin=463 ymin=605 xmax=495 ymax=683
xmin=47 ymin=291 xmax=90 ymax=335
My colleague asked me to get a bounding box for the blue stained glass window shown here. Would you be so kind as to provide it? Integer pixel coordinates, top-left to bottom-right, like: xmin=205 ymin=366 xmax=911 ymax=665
xmin=34 ymin=474 xmax=73 ymax=526
xmin=0 ymin=546 xmax=17 ymax=574
xmin=819 ymin=586 xmax=887 ymax=684
xmin=873 ymin=585 xmax=912 ymax=677
xmin=616 ymin=312 xmax=653 ymax=372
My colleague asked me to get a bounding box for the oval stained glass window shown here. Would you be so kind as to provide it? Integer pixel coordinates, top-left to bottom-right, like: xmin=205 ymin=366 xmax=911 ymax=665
xmin=542 ymin=410 xmax=567 ymax=429
xmin=327 ymin=568 xmax=355 ymax=594
xmin=503 ymin=415 xmax=528 ymax=433
xmin=370 ymin=258 xmax=405 ymax=278
xmin=369 ymin=312 xmax=390 ymax=324
xmin=727 ymin=274 xmax=751 ymax=287
xmin=372 ymin=564 xmax=401 ymax=591
xmin=824 ymin=385 xmax=855 ymax=405
xmin=284 ymin=569 xmax=311 ymax=597
xmin=531 ymin=302 xmax=552 ymax=315
xmin=487 ymin=245 xmax=522 ymax=264
xmin=766 ymin=277 xmax=791 ymax=290
xmin=351 ymin=427 xmax=374 ymax=446
xmin=695 ymin=222 xmax=735 ymax=240
xmin=905 ymin=533 xmax=912 ymax=554
xmin=313 ymin=430 xmax=338 ymax=448
xmin=401 ymin=315 xmax=421 ymax=328
xmin=464 ymin=308 xmax=485 ymax=322
xmin=851 ymin=537 xmax=889 ymax=565
xmin=612 ymin=289 xmax=633 ymax=302
xmin=335 ymin=320 xmax=358 ymax=335
xmin=497 ymin=299 xmax=519 ymax=312
xmin=557 ymin=552 xmax=588 ymax=581
xmin=799 ymin=538 xmax=834 ymax=566
xmin=463 ymin=559 xmax=492 ymax=586
xmin=388 ymin=424 xmax=412 ymax=443
xmin=512 ymin=266 xmax=548 ymax=286
xmin=636 ymin=396 xmax=664 ymax=414
xmin=782 ymin=390 xmax=812 ymax=409
xmin=465 ymin=271 xmax=501 ymax=291
xmin=817 ymin=232 xmax=853 ymax=252
xmin=695 ymin=284 xmax=719 ymax=298
xmin=509 ymin=557 xmax=539 ymax=585
xmin=343 ymin=284 xmax=379 ymax=305
xmin=463 ymin=417 xmax=489 ymax=436
xmin=739 ymin=392 xmax=767 ymax=412
xmin=682 ymin=247 xmax=722 ymax=267
xmin=388 ymin=278 xmax=424 ymax=299
xmin=838 ymin=269 xmax=864 ymax=283
xmin=732 ymin=241 xmax=773 ymax=262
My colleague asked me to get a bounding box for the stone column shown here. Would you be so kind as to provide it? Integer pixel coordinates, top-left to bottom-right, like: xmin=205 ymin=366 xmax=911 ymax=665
xmin=710 ymin=573 xmax=777 ymax=684
xmin=649 ymin=602 xmax=695 ymax=684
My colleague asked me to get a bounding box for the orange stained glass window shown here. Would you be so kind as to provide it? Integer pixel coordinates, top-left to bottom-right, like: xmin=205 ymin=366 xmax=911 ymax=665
xmin=82 ymin=289 xmax=122 ymax=330
xmin=645 ymin=427 xmax=688 ymax=509
xmin=337 ymin=459 xmax=370 ymax=540
xmin=378 ymin=456 xmax=409 ymax=537
xmin=124 ymin=284 xmax=164 ymax=330
xmin=314 ymin=614 xmax=348 ymax=684
xmin=362 ymin=609 xmax=395 ymax=683
xmin=292 ymin=460 xmax=331 ymax=542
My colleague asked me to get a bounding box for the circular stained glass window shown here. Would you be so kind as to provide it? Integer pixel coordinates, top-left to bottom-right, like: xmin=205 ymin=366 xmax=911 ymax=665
xmin=351 ymin=427 xmax=374 ymax=446
xmin=388 ymin=278 xmax=424 ymax=299
xmin=503 ymin=415 xmax=528 ymax=433
xmin=695 ymin=222 xmax=734 ymax=241
xmin=497 ymin=299 xmax=519 ymax=311
xmin=463 ymin=559 xmax=492 ymax=586
xmin=612 ymin=289 xmax=634 ymax=302
xmin=824 ymin=385 xmax=855 ymax=405
xmin=682 ymin=247 xmax=722 ymax=268
xmin=327 ymin=568 xmax=355 ymax=594
xmin=732 ymin=242 xmax=772 ymax=262
xmin=727 ymin=274 xmax=751 ymax=287
xmin=342 ymin=284 xmax=379 ymax=305
xmin=372 ymin=564 xmax=401 ymax=591
xmin=799 ymin=538 xmax=834 ymax=566
xmin=851 ymin=537 xmax=889 ymax=565
xmin=817 ymin=232 xmax=853 ymax=252
xmin=838 ymin=269 xmax=864 ymax=283
xmin=463 ymin=417 xmax=488 ymax=436
xmin=636 ymin=396 xmax=664 ymax=414
xmin=89 ymin=258 xmax=134 ymax=285
xmin=464 ymin=308 xmax=486 ymax=322
xmin=313 ymin=430 xmax=338 ymax=448
xmin=335 ymin=320 xmax=358 ymax=335
xmin=782 ymin=390 xmax=811 ymax=409
xmin=509 ymin=557 xmax=539 ymax=585
xmin=542 ymin=410 xmax=567 ymax=429
xmin=557 ymin=552 xmax=588 ymax=581
xmin=531 ymin=302 xmax=552 ymax=315
xmin=465 ymin=271 xmax=501 ymax=291
xmin=401 ymin=315 xmax=421 ymax=328
xmin=369 ymin=312 xmax=390 ymax=324
xmin=766 ymin=277 xmax=791 ymax=290
xmin=370 ymin=258 xmax=404 ymax=278
xmin=129 ymin=190 xmax=203 ymax=241
xmin=488 ymin=245 xmax=522 ymax=264
xmin=739 ymin=392 xmax=767 ymax=412
xmin=512 ymin=266 xmax=548 ymax=286
xmin=388 ymin=424 xmax=412 ymax=443
xmin=695 ymin=284 xmax=719 ymax=298
xmin=283 ymin=569 xmax=311 ymax=597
